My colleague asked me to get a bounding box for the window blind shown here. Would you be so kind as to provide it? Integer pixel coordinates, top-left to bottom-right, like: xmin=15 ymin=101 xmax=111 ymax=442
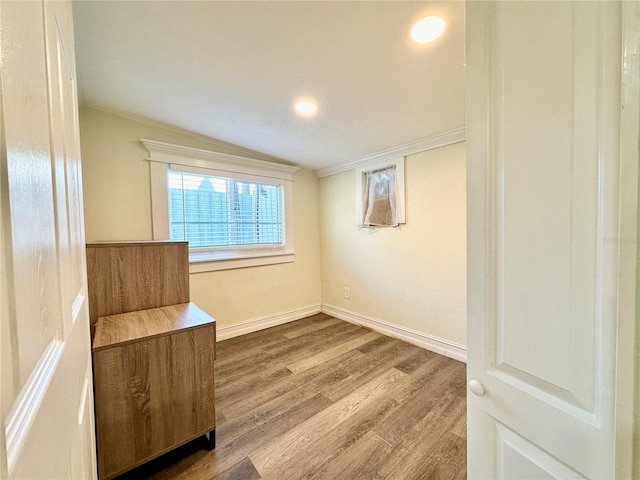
xmin=168 ymin=170 xmax=284 ymax=248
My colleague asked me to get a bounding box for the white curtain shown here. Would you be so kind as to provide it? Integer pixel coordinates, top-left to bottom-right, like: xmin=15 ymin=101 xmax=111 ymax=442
xmin=362 ymin=166 xmax=398 ymax=227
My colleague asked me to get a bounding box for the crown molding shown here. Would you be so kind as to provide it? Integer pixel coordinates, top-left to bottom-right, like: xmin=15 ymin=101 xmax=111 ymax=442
xmin=315 ymin=126 xmax=466 ymax=178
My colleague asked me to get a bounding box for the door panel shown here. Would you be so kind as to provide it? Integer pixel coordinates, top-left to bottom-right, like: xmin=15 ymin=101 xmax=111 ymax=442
xmin=496 ymin=422 xmax=580 ymax=480
xmin=45 ymin=0 xmax=88 ymax=337
xmin=1 ymin=0 xmax=62 ymax=390
xmin=466 ymin=1 xmax=637 ymax=478
xmin=496 ymin=1 xmax=602 ymax=415
xmin=1 ymin=1 xmax=96 ymax=478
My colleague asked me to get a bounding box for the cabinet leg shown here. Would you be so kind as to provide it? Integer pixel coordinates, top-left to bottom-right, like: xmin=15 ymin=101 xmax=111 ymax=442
xmin=205 ymin=430 xmax=216 ymax=450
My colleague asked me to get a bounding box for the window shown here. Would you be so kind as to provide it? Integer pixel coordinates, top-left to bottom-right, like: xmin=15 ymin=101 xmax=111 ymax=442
xmin=355 ymin=157 xmax=405 ymax=227
xmin=168 ymin=171 xmax=283 ymax=247
xmin=144 ymin=139 xmax=298 ymax=272
xmin=362 ymin=166 xmax=398 ymax=226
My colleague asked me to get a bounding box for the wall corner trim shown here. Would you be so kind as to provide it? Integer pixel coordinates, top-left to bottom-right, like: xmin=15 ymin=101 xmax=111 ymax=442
xmin=314 ymin=126 xmax=466 ymax=178
xmin=215 ymin=303 xmax=467 ymax=364
xmin=321 ymin=304 xmax=467 ymax=363
xmin=216 ymin=304 xmax=322 ymax=341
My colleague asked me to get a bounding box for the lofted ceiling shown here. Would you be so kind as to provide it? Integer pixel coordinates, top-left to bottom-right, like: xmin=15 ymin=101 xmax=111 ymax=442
xmin=73 ymin=1 xmax=465 ymax=171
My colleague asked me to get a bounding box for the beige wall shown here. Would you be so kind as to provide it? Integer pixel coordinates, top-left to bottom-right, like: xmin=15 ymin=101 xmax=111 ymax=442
xmin=318 ymin=142 xmax=467 ymax=347
xmin=80 ymin=106 xmax=322 ymax=328
xmin=80 ymin=106 xmax=466 ymax=347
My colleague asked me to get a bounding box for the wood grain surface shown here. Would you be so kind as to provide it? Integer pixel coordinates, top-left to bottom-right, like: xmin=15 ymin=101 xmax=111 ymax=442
xmin=93 ymin=321 xmax=216 ymax=479
xmin=93 ymin=303 xmax=215 ymax=351
xmin=86 ymin=241 xmax=189 ymax=333
xmin=114 ymin=314 xmax=466 ymax=480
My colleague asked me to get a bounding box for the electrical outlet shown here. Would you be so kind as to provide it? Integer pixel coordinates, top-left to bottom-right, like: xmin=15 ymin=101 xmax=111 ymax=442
xmin=343 ymin=287 xmax=350 ymax=299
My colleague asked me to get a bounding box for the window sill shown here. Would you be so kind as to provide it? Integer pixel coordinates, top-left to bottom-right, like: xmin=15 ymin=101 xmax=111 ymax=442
xmin=188 ymin=250 xmax=295 ymax=273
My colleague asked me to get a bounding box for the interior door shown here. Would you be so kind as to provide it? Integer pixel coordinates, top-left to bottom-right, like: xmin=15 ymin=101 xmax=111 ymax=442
xmin=466 ymin=1 xmax=639 ymax=479
xmin=1 ymin=1 xmax=97 ymax=478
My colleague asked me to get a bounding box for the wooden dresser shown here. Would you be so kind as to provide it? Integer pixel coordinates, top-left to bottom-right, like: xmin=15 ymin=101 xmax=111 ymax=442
xmin=87 ymin=241 xmax=216 ymax=480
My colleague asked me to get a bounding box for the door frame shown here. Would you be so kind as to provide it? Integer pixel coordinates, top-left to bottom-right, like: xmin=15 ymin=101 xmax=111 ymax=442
xmin=617 ymin=2 xmax=640 ymax=477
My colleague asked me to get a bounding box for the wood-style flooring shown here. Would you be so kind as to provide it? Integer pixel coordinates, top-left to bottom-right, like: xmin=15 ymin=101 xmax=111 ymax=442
xmin=116 ymin=314 xmax=467 ymax=480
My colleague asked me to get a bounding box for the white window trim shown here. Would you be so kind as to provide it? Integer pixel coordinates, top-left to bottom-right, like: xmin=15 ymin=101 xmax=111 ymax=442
xmin=143 ymin=139 xmax=299 ymax=273
xmin=355 ymin=156 xmax=406 ymax=227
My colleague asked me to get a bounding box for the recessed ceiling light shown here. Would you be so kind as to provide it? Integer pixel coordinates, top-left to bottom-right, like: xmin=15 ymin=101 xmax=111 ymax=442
xmin=294 ymin=100 xmax=318 ymax=117
xmin=411 ymin=16 xmax=446 ymax=43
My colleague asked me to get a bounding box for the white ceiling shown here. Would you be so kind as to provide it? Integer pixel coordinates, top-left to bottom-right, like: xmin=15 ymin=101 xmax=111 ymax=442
xmin=73 ymin=1 xmax=465 ymax=171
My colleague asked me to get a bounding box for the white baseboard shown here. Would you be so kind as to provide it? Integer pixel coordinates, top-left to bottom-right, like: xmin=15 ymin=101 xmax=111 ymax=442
xmin=216 ymin=303 xmax=467 ymax=364
xmin=216 ymin=304 xmax=322 ymax=341
xmin=321 ymin=304 xmax=467 ymax=363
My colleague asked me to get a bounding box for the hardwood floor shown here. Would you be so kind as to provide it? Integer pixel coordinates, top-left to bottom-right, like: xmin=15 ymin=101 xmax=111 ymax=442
xmin=115 ymin=314 xmax=467 ymax=480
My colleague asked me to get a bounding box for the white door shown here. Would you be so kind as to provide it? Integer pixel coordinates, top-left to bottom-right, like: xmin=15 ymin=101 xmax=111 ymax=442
xmin=1 ymin=1 xmax=97 ymax=478
xmin=466 ymin=1 xmax=639 ymax=479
